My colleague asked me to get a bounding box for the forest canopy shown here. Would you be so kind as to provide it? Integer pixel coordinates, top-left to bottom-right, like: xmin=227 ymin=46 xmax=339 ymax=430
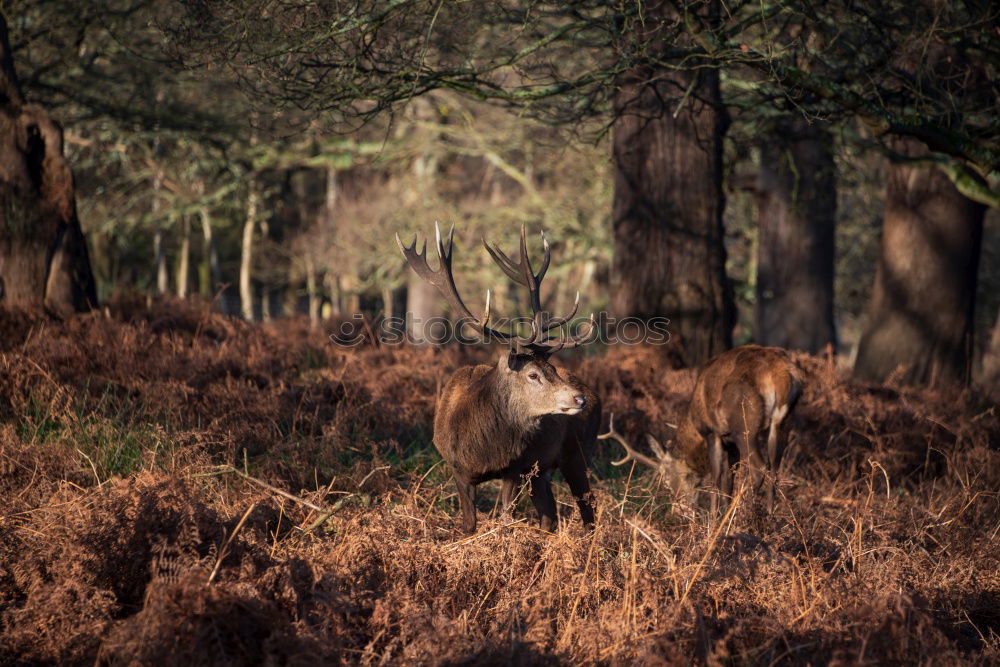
xmin=1 ymin=0 xmax=998 ymax=386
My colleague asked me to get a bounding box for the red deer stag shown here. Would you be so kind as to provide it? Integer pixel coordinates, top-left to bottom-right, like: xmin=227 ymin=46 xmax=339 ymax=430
xmin=601 ymin=345 xmax=804 ymax=514
xmin=397 ymin=224 xmax=599 ymax=533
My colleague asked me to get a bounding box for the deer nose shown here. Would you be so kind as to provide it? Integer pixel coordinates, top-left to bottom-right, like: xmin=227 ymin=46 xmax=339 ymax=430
xmin=574 ymin=394 xmax=587 ymax=408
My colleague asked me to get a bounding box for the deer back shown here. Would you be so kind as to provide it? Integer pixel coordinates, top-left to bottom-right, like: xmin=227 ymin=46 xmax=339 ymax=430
xmin=676 ymin=345 xmax=803 ymax=464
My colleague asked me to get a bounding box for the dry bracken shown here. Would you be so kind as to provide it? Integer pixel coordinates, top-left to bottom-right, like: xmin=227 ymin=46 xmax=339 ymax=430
xmin=0 ymin=297 xmax=996 ymax=665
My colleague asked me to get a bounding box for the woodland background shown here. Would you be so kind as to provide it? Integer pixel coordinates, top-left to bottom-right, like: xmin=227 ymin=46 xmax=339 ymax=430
xmin=1 ymin=0 xmax=999 ymax=389
xmin=1 ymin=2 xmax=999 ymax=664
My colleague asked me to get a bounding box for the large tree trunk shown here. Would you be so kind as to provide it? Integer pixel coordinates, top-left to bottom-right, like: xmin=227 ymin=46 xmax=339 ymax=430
xmin=854 ymin=139 xmax=986 ymax=386
xmin=610 ymin=1 xmax=732 ymax=366
xmin=0 ymin=15 xmax=96 ymax=312
xmin=239 ymin=185 xmax=259 ymax=320
xmin=752 ymin=118 xmax=837 ymax=353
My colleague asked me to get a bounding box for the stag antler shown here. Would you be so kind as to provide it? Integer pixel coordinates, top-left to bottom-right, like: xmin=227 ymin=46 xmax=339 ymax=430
xmin=482 ymin=224 xmax=595 ymax=353
xmin=398 ymin=223 xmax=595 ymax=356
xmin=396 ymin=222 xmax=513 ymax=345
xmin=598 ymin=414 xmax=668 ymax=470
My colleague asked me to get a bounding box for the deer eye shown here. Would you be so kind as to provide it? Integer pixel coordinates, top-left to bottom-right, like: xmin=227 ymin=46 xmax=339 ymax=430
xmin=528 ymin=372 xmax=540 ymax=381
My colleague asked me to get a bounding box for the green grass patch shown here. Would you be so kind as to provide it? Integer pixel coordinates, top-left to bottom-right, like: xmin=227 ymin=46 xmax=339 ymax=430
xmin=15 ymin=385 xmax=175 ymax=481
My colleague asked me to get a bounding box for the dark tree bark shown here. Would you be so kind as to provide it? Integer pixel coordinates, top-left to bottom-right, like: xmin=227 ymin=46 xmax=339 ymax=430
xmin=854 ymin=139 xmax=986 ymax=386
xmin=611 ymin=1 xmax=732 ymax=366
xmin=0 ymin=15 xmax=96 ymax=312
xmin=752 ymin=118 xmax=837 ymax=353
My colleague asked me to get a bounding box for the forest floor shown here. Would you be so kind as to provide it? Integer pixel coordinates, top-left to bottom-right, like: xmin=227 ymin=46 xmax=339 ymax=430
xmin=0 ymin=298 xmax=998 ymax=665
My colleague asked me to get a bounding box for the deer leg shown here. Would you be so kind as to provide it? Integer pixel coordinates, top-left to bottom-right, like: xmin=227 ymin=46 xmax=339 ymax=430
xmin=765 ymin=421 xmax=778 ymax=511
xmin=500 ymin=477 xmax=518 ymax=516
xmin=765 ymin=405 xmax=790 ymax=512
xmin=455 ymin=475 xmax=477 ymax=534
xmin=708 ymin=433 xmax=725 ymax=516
xmin=719 ymin=442 xmax=735 ymax=509
xmin=529 ymin=472 xmax=558 ymax=532
xmin=735 ymin=429 xmax=766 ymax=496
xmin=559 ymin=447 xmax=595 ymax=530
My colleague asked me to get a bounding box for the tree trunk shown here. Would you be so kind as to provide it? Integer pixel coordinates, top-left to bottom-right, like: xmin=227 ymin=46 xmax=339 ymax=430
xmin=983 ymin=309 xmax=1000 ymax=396
xmin=261 ymin=285 xmax=272 ymax=321
xmin=320 ymin=165 xmax=343 ymax=314
xmin=324 ymin=273 xmax=340 ymax=317
xmin=240 ymin=186 xmax=259 ymax=320
xmin=176 ymin=215 xmax=190 ymax=298
xmin=305 ymin=254 xmax=320 ymax=326
xmin=752 ymin=118 xmax=837 ymax=353
xmin=383 ymin=285 xmax=406 ymax=321
xmin=0 ymin=15 xmax=96 ymax=312
xmin=150 ymin=161 xmax=169 ymax=295
xmin=153 ymin=231 xmax=168 ymax=294
xmin=198 ymin=206 xmax=221 ymax=297
xmin=610 ymin=1 xmax=732 ymax=366
xmin=257 ymin=213 xmax=281 ymax=321
xmin=854 ymin=139 xmax=986 ymax=386
xmin=340 ymin=273 xmax=360 ymax=315
xmin=407 ymin=273 xmax=443 ymax=344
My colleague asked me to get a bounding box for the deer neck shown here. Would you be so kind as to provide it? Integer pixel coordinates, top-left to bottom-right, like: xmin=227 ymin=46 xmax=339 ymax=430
xmin=490 ymin=368 xmax=544 ymax=436
xmin=458 ymin=368 xmax=541 ymax=467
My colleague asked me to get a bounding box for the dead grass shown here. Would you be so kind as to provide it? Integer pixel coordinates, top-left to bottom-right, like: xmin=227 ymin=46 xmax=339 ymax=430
xmin=0 ymin=297 xmax=998 ymax=665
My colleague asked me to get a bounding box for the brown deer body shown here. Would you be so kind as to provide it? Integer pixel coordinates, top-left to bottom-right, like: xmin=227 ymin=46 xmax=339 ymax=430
xmin=398 ymin=224 xmax=599 ymax=533
xmin=435 ymin=357 xmax=599 ymax=532
xmin=602 ymin=345 xmax=803 ymax=513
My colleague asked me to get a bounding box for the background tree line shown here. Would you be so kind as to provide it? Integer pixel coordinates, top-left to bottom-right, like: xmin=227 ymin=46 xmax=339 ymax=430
xmin=0 ymin=0 xmax=998 ymax=391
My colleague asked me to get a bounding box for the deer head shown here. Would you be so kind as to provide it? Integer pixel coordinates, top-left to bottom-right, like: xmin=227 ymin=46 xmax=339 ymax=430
xmin=599 ymin=414 xmax=700 ymax=504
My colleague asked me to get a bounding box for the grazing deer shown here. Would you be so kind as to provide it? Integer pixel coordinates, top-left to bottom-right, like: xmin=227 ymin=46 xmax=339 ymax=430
xmin=601 ymin=345 xmax=804 ymax=514
xmin=397 ymin=224 xmax=599 ymax=533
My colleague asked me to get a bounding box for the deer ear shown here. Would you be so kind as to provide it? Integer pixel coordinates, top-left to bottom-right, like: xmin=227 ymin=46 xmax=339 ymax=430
xmin=498 ymin=351 xmax=512 ymax=373
xmin=500 ymin=349 xmax=527 ymax=373
xmin=502 ymin=349 xmax=535 ymax=372
xmin=647 ymin=435 xmax=668 ymax=459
